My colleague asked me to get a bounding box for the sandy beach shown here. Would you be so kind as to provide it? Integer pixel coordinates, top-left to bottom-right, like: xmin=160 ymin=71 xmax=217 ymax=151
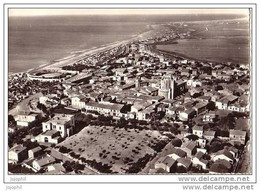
xmin=34 ymin=36 xmax=138 ymax=72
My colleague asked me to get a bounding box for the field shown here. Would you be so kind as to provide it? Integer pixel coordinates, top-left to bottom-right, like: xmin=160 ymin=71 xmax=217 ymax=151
xmin=58 ymin=125 xmax=170 ymax=173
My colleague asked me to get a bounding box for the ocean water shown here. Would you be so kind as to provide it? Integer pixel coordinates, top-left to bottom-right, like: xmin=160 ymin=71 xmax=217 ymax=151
xmin=8 ymin=14 xmax=246 ymax=73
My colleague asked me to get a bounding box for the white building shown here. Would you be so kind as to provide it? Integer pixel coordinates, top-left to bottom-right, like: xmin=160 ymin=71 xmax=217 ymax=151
xmin=32 ymin=154 xmax=56 ymax=172
xmin=42 ymin=113 xmax=75 ymax=138
xmin=14 ymin=114 xmax=38 ymax=127
xmin=192 ymin=125 xmax=203 ymax=138
xmin=71 ymin=95 xmax=88 ymax=109
xmin=9 ymin=145 xmax=28 ymax=164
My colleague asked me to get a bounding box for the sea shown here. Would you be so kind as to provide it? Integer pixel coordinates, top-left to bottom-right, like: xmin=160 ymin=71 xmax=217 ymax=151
xmin=8 ymin=14 xmax=248 ymax=73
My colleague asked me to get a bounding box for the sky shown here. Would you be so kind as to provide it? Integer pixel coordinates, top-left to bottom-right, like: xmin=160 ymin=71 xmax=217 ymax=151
xmin=9 ymin=8 xmax=250 ymax=17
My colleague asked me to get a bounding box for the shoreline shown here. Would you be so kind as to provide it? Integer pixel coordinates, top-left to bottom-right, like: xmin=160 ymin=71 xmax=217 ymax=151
xmin=8 ymin=16 xmax=248 ymax=75
xmin=21 ymin=29 xmax=148 ymax=74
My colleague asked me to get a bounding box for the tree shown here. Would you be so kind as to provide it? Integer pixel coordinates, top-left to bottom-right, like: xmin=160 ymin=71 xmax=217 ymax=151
xmin=176 ymin=166 xmax=187 ymax=173
xmin=8 ymin=115 xmax=15 ymax=124
xmin=37 ymin=102 xmax=47 ymax=113
xmin=171 ymin=138 xmax=182 ymax=147
xmin=23 ymin=140 xmax=40 ymax=150
xmin=186 ymin=134 xmax=199 ymax=141
xmin=59 ymin=146 xmax=71 ymax=153
xmin=206 ymin=101 xmax=215 ymax=111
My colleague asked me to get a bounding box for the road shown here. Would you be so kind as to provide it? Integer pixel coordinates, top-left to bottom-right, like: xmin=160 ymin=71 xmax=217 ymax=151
xmin=9 ymin=92 xmax=42 ymax=116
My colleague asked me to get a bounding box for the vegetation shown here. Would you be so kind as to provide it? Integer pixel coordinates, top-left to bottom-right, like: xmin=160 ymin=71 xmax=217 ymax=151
xmin=8 ymin=164 xmax=35 ymax=174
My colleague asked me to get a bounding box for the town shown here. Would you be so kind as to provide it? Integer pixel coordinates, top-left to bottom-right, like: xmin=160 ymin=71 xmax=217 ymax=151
xmin=8 ymin=23 xmax=250 ymax=174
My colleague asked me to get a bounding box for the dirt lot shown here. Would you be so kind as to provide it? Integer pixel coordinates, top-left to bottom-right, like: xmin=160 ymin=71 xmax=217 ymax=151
xmin=58 ymin=125 xmax=169 ymax=173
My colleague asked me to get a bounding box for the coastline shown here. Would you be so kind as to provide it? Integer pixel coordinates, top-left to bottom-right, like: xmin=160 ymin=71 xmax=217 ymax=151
xmin=26 ymin=29 xmax=149 ymax=73
xmin=8 ymin=16 xmax=248 ymax=75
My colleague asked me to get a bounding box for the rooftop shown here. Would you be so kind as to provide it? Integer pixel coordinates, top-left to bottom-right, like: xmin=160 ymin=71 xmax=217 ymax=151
xmin=10 ymin=144 xmax=26 ymax=154
xmin=156 ymin=156 xmax=176 ymax=167
xmin=34 ymin=153 xmax=56 ymax=167
xmin=193 ymin=125 xmax=203 ymax=131
xmin=86 ymin=101 xmax=124 ymax=111
xmin=177 ymin=157 xmax=192 ymax=168
xmin=230 ymin=130 xmax=246 ymax=137
xmin=169 ymin=148 xmax=187 ymax=158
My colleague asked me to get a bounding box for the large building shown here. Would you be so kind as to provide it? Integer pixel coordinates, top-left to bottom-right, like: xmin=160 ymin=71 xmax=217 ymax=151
xmin=42 ymin=113 xmax=75 ymax=138
xmin=158 ymin=74 xmax=187 ymax=99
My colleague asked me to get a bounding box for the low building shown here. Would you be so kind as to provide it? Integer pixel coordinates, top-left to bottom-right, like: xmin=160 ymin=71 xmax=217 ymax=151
xmin=47 ymin=163 xmax=66 ymax=174
xmin=177 ymin=158 xmax=192 ymax=170
xmin=14 ymin=114 xmax=38 ymax=127
xmin=32 ymin=153 xmax=56 ymax=172
xmin=197 ymin=138 xmax=207 ymax=148
xmin=179 ymin=109 xmax=196 ymax=121
xmin=203 ymin=131 xmax=216 ymax=141
xmin=71 ymin=95 xmax=89 ymax=109
xmin=229 ymin=130 xmax=247 ymax=145
xmin=136 ymin=106 xmax=155 ymax=121
xmin=9 ymin=145 xmax=28 ymax=164
xmin=168 ymin=148 xmax=187 ymax=160
xmin=192 ymin=125 xmax=203 ymax=138
xmin=28 ymin=146 xmax=42 ymax=159
xmin=193 ymin=102 xmax=208 ymax=115
xmin=203 ymin=111 xmax=216 ymax=122
xmin=182 ymin=141 xmax=197 ymax=157
xmin=215 ymin=95 xmax=238 ymax=110
xmin=192 ymin=152 xmax=208 ymax=170
xmin=36 ymin=130 xmax=62 ymax=144
xmin=213 ymin=149 xmax=234 ymax=164
xmin=154 ymin=156 xmax=177 ymax=173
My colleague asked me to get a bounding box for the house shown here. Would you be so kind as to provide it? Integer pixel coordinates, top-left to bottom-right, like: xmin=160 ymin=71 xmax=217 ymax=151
xmin=203 ymin=111 xmax=216 ymax=122
xmin=192 ymin=152 xmax=208 ymax=170
xmin=154 ymin=156 xmax=177 ymax=173
xmin=179 ymin=109 xmax=196 ymax=121
xmin=47 ymin=163 xmax=66 ymax=174
xmin=32 ymin=153 xmax=56 ymax=172
xmin=168 ymin=148 xmax=187 ymax=160
xmin=166 ymin=106 xmax=179 ymax=115
xmin=35 ymin=130 xmax=62 ymax=144
xmin=203 ymin=131 xmax=216 ymax=141
xmin=28 ymin=146 xmax=42 ymax=159
xmin=213 ymin=149 xmax=234 ymax=164
xmin=215 ymin=95 xmax=238 ymax=110
xmin=71 ymin=95 xmax=89 ymax=109
xmin=136 ymin=106 xmax=155 ymax=121
xmin=14 ymin=114 xmax=38 ymax=127
xmin=193 ymin=102 xmax=208 ymax=115
xmin=177 ymin=158 xmax=192 ymax=170
xmin=229 ymin=130 xmax=247 ymax=145
xmin=192 ymin=125 xmax=203 ymax=138
xmin=42 ymin=113 xmax=75 ymax=138
xmin=197 ymin=138 xmax=207 ymax=148
xmin=182 ymin=141 xmax=197 ymax=157
xmin=196 ymin=96 xmax=211 ymax=103
xmin=9 ymin=145 xmax=28 ymax=164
